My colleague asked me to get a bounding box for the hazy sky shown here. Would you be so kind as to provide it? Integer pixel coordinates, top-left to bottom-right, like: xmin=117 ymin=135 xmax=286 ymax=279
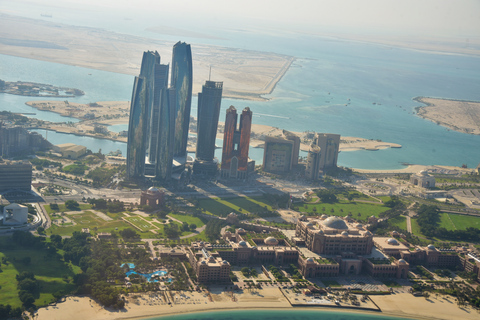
xmin=5 ymin=0 xmax=480 ymax=38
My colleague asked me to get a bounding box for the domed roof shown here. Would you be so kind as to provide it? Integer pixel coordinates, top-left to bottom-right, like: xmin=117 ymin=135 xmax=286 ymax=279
xmin=392 ymin=230 xmax=399 ymax=235
xmin=341 ymin=231 xmax=349 ymax=236
xmin=306 ymin=222 xmax=314 ymax=229
xmin=170 ymin=249 xmax=176 ymax=253
xmin=237 ymin=228 xmax=246 ymax=233
xmin=239 ymin=241 xmax=247 ymax=247
xmin=264 ymin=237 xmax=279 ymax=245
xmin=306 ymin=258 xmax=314 ymax=262
xmin=148 ymin=187 xmax=160 ymax=193
xmin=201 ymin=261 xmax=206 ymax=265
xmin=427 ymin=244 xmax=436 ymax=250
xmin=365 ymin=231 xmax=373 ymax=236
xmin=356 ymin=223 xmax=363 ymax=229
xmin=398 ymin=259 xmax=407 ymax=264
xmin=317 ymin=229 xmax=324 ymax=234
xmin=323 ymin=216 xmax=348 ymax=230
xmin=419 ymin=170 xmax=428 ymax=176
xmin=387 ymin=238 xmax=399 ymax=245
xmin=222 ymin=260 xmax=229 ymax=265
xmin=321 ymin=214 xmax=328 ymax=220
xmin=209 ymin=256 xmax=216 ymax=262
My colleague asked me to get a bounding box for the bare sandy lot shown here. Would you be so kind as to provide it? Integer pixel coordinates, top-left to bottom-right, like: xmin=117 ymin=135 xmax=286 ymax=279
xmin=415 ymin=97 xmax=480 ymax=135
xmin=0 ymin=14 xmax=293 ymax=101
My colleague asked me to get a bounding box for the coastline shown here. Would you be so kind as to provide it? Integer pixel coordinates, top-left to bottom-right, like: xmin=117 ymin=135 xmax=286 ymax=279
xmin=36 ymin=290 xmax=480 ymax=320
xmin=24 ymin=100 xmax=402 ymax=153
xmin=0 ymin=14 xmax=293 ymax=102
xmin=413 ymin=96 xmax=480 ymax=135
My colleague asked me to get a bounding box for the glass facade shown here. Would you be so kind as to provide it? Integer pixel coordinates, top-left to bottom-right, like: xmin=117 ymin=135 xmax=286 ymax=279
xmin=155 ymin=87 xmax=175 ymax=180
xmin=127 ymin=43 xmax=192 ymax=181
xmin=196 ymin=81 xmax=223 ymax=161
xmin=148 ymin=63 xmax=169 ymax=164
xmin=126 ymin=76 xmax=147 ymax=179
xmin=171 ymin=41 xmax=193 ymax=160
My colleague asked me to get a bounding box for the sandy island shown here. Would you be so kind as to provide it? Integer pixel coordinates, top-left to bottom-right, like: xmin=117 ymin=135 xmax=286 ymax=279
xmin=36 ymin=289 xmax=480 ymax=320
xmin=414 ymin=97 xmax=480 ymax=135
xmin=0 ymin=13 xmax=293 ymax=101
xmin=25 ymin=100 xmax=402 ymax=153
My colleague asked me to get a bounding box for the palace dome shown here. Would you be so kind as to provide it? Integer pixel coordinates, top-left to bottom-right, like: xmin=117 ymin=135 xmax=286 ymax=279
xmin=398 ymin=259 xmax=407 ymax=264
xmin=323 ymin=216 xmax=348 ymax=230
xmin=238 ymin=241 xmax=247 ymax=247
xmin=387 ymin=238 xmax=399 ymax=245
xmin=264 ymin=237 xmax=279 ymax=245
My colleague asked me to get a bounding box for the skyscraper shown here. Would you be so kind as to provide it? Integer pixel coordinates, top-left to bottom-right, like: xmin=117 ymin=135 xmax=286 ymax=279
xmin=127 ymin=43 xmax=193 ymax=182
xmin=126 ymin=76 xmax=147 ymax=180
xmin=170 ymin=41 xmax=193 ymax=163
xmin=220 ymin=106 xmax=252 ymax=179
xmin=193 ymin=81 xmax=223 ymax=175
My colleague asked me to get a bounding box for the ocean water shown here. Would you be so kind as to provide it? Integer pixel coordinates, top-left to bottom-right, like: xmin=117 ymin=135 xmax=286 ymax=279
xmin=1 ymin=7 xmax=480 ymax=169
xmin=145 ymin=309 xmax=413 ymax=320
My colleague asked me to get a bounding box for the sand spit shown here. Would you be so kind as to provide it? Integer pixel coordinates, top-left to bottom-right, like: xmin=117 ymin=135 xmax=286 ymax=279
xmin=414 ymin=97 xmax=480 ymax=135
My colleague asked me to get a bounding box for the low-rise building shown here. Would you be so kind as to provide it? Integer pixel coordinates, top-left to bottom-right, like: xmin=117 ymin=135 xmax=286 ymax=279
xmin=2 ymin=203 xmax=28 ymax=225
xmin=53 ymin=143 xmax=87 ymax=159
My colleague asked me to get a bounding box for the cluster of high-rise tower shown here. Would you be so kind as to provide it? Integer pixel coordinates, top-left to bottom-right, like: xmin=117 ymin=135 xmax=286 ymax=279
xmin=126 ymin=42 xmax=254 ymax=182
xmin=126 ymin=42 xmax=195 ymax=181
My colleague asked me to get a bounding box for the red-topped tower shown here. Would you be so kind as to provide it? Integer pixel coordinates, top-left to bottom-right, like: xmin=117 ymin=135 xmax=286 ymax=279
xmin=221 ymin=106 xmax=253 ymax=179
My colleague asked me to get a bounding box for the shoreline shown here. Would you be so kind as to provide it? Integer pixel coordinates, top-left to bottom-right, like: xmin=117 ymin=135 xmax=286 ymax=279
xmin=36 ymin=291 xmax=480 ymax=320
xmin=0 ymin=14 xmax=294 ymax=102
xmin=24 ymin=100 xmax=403 ymax=153
xmin=413 ymin=96 xmax=480 ymax=135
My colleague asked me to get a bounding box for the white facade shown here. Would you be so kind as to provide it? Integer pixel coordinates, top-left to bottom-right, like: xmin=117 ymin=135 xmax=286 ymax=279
xmin=2 ymin=203 xmax=28 ymax=225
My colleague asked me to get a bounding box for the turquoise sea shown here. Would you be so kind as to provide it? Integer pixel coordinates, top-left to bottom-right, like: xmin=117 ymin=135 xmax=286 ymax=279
xmin=143 ymin=309 xmax=413 ymax=320
xmin=1 ymin=4 xmax=480 ymax=170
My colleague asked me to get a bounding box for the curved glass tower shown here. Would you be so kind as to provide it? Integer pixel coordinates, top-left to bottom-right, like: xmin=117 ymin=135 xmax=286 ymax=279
xmin=170 ymin=41 xmax=193 ymax=161
xmin=126 ymin=76 xmax=147 ymax=179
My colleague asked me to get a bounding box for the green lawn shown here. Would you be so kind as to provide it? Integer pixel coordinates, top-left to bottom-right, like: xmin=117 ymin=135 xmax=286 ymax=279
xmin=410 ymin=218 xmax=425 ymax=237
xmin=296 ymin=201 xmax=390 ymax=222
xmin=169 ymin=213 xmax=205 ymax=227
xmin=125 ymin=216 xmax=154 ymax=232
xmin=47 ymin=210 xmax=132 ymax=236
xmin=198 ymin=196 xmax=275 ymax=217
xmin=322 ymin=280 xmax=341 ymax=287
xmin=440 ymin=213 xmax=480 ymax=230
xmin=45 ymin=203 xmax=92 ymax=214
xmin=0 ymin=240 xmax=80 ymax=308
xmin=389 ymin=215 xmax=407 ymax=231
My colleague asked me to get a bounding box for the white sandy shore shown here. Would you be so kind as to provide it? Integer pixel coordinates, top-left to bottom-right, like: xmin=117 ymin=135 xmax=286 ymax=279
xmin=353 ymin=164 xmax=476 ymax=174
xmin=36 ymin=290 xmax=480 ymax=320
xmin=414 ymin=97 xmax=480 ymax=135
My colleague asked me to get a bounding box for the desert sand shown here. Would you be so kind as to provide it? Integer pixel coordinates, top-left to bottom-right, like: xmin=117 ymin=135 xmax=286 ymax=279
xmin=36 ymin=290 xmax=480 ymax=320
xmin=414 ymin=97 xmax=480 ymax=135
xmin=0 ymin=14 xmax=293 ymax=101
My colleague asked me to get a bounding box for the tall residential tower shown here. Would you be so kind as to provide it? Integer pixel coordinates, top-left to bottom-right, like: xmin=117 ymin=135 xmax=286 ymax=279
xmin=220 ymin=106 xmax=253 ymax=179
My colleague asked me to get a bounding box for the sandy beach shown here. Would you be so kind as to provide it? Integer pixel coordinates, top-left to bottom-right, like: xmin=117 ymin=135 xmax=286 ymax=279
xmin=36 ymin=289 xmax=480 ymax=320
xmin=414 ymin=97 xmax=480 ymax=135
